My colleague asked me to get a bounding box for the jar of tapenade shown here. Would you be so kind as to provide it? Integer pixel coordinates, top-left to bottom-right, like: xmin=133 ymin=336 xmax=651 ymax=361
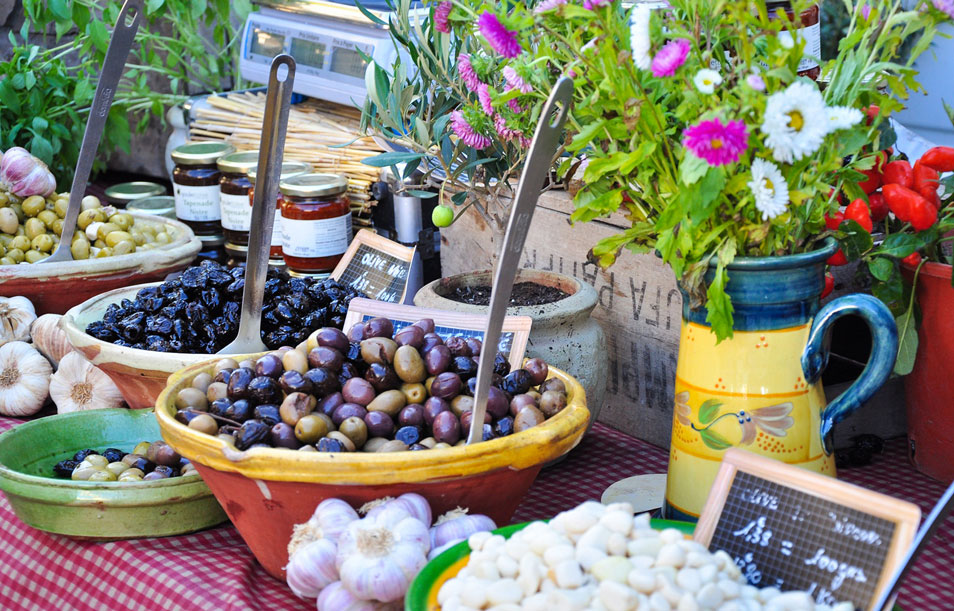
xmin=217 ymin=150 xmax=260 ymax=245
xmin=279 ymin=173 xmax=352 ymax=275
xmin=766 ymin=2 xmax=820 ymax=80
xmin=248 ymin=161 xmax=311 ymax=263
xmin=104 ymin=181 xmax=166 ymax=209
xmin=171 ymin=141 xmax=235 ymax=236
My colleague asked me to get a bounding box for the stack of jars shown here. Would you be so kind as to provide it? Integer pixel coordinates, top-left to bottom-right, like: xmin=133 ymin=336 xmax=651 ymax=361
xmin=171 ymin=141 xmax=235 ymax=263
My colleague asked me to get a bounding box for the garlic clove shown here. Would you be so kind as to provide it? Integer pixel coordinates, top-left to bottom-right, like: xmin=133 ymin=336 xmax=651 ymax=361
xmin=49 ymin=351 xmax=125 ymax=413
xmin=0 ymin=340 xmax=52 ymax=416
xmin=31 ymin=313 xmax=73 ymax=366
xmin=0 ymin=147 xmax=56 ymax=197
xmin=0 ymin=295 xmax=36 ymax=347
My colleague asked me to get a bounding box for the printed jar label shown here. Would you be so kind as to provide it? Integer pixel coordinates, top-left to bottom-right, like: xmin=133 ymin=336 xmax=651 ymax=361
xmin=220 ymin=192 xmax=252 ymax=231
xmin=779 ymin=22 xmax=821 ymax=72
xmin=174 ymin=184 xmax=221 ymax=222
xmin=281 ymin=213 xmax=352 ymax=258
xmin=270 ymin=214 xmax=283 ymax=248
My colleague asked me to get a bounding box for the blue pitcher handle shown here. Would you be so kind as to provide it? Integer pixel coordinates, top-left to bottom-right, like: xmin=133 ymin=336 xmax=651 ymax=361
xmin=801 ymin=294 xmax=898 ymax=454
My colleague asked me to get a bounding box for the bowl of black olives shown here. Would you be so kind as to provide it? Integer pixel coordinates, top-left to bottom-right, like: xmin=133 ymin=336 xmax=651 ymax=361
xmin=154 ymin=317 xmax=589 ymax=580
xmin=60 ymin=260 xmax=363 ymax=409
xmin=0 ymin=407 xmax=226 ymax=539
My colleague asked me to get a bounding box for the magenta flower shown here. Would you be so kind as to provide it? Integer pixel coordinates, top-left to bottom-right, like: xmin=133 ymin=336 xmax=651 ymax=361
xmin=477 ymin=83 xmax=494 ymax=116
xmin=507 ymin=98 xmax=524 ymax=114
xmin=451 ymin=111 xmax=492 ymax=149
xmin=493 ymin=113 xmax=521 ymax=141
xmin=583 ymin=0 xmax=610 ymax=8
xmin=933 ymin=0 xmax=954 ymax=19
xmin=503 ymin=66 xmax=532 ymax=94
xmin=682 ymin=118 xmax=749 ymax=166
xmin=458 ymin=54 xmax=481 ymax=92
xmin=434 ymin=1 xmax=452 ymax=33
xmin=746 ymin=73 xmax=766 ymax=91
xmin=533 ymin=0 xmax=566 ymax=13
xmin=651 ymin=39 xmax=690 ymax=77
xmin=519 ymin=135 xmax=532 ymax=148
xmin=477 ymin=12 xmax=522 ymax=58
xmin=860 ymin=3 xmax=871 ymax=19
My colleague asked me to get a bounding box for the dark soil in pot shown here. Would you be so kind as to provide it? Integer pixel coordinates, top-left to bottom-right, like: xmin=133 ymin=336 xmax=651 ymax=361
xmin=446 ymin=282 xmax=570 ymax=307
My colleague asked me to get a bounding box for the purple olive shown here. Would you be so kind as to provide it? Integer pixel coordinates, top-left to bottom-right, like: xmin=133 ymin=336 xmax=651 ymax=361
xmin=213 ymin=368 xmax=234 ymax=384
xmin=235 ymin=419 xmax=270 ymax=450
xmin=460 ymin=409 xmax=492 ymax=431
xmin=254 ymin=354 xmax=283 ymax=378
xmin=333 ymin=403 xmax=368 ymax=426
xmin=524 ymin=358 xmax=549 ymax=386
xmin=224 ymin=399 xmax=253 ymax=422
xmin=540 ymin=378 xmax=567 ymax=394
xmin=421 ymin=333 xmax=444 ymax=353
xmin=398 ymin=404 xmax=425 ymax=427
xmin=486 ymin=386 xmax=510 ymax=419
xmin=493 ymin=353 xmax=511 ymax=377
xmin=279 ymin=370 xmax=314 ymax=395
xmin=364 ymin=363 xmax=400 ymax=393
xmin=412 ymin=318 xmax=435 ymax=334
xmin=393 ymin=325 xmax=425 ymax=349
xmin=253 ymin=404 xmax=281 ymax=426
xmin=510 ymin=393 xmax=537 ymax=416
xmin=424 ymin=345 xmax=452 ymax=376
xmin=364 ymin=411 xmax=396 ymax=438
xmin=304 ymin=367 xmax=340 ymax=397
xmin=502 ymin=369 xmax=534 ymax=395
xmin=342 ymin=377 xmax=376 ymax=406
xmin=430 ymin=372 xmax=462 ymax=400
xmin=465 ymin=337 xmax=482 ymax=357
xmin=248 ymin=376 xmax=283 ymax=405
xmin=432 ymin=411 xmax=461 ymax=445
xmin=445 ymin=336 xmax=471 ymax=358
xmin=314 ymin=327 xmax=349 ymax=352
xmin=423 ymin=396 xmax=450 ymax=426
xmin=347 ymin=322 xmax=367 ymax=342
xmin=451 ymin=356 xmax=478 ymax=379
xmin=226 ymin=367 xmax=255 ymax=400
xmin=270 ymin=422 xmax=300 ymax=449
xmin=318 ymin=392 xmax=345 ymax=417
xmin=308 ymin=347 xmax=344 ymax=372
xmin=364 ymin=317 xmax=394 ymax=339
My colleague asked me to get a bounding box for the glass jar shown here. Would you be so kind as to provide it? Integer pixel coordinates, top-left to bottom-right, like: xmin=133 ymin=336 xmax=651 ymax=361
xmin=196 ymin=234 xmax=228 ymax=265
xmin=766 ymin=2 xmax=821 ymax=80
xmin=247 ymin=161 xmax=311 ymax=263
xmin=279 ymin=173 xmax=352 ymax=275
xmin=104 ymin=181 xmax=166 ymax=209
xmin=171 ymin=141 xmax=235 ymax=236
xmin=217 ymin=150 xmax=260 ymax=245
xmin=127 ymin=195 xmax=176 ymax=220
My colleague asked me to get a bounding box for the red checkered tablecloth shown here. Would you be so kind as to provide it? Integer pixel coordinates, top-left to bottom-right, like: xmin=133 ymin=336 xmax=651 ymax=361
xmin=0 ymin=417 xmax=951 ymax=610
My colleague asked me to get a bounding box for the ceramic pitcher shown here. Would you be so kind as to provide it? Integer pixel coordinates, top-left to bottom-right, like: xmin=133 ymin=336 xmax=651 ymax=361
xmin=662 ymin=240 xmax=898 ymax=521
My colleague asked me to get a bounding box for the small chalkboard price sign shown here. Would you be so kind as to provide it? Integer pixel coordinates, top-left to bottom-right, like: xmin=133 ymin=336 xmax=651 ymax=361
xmin=342 ymin=298 xmax=532 ymax=371
xmin=694 ymin=449 xmax=920 ymax=611
xmin=330 ymin=229 xmax=416 ymax=304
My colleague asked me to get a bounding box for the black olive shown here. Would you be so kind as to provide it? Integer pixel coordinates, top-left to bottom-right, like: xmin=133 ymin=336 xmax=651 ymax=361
xmin=185 ymin=303 xmax=208 ymax=324
xmin=502 ymin=369 xmax=534 ymax=395
xmin=214 ymin=368 xmax=234 ymax=384
xmin=346 ymin=342 xmax=362 ymax=362
xmin=224 ymin=399 xmax=253 ymax=422
xmin=145 ymin=315 xmax=174 ymax=336
xmin=304 ymin=367 xmax=340 ymax=397
xmin=329 ymin=314 xmax=345 ymax=328
xmin=264 ymin=277 xmax=283 ymax=298
xmin=175 ymin=408 xmax=205 ymax=425
xmin=53 ymin=459 xmax=78 ymax=477
xmin=208 ymin=269 xmax=233 ymax=288
xmin=235 ymin=419 xmax=270 ymax=450
xmin=494 ymin=352 xmax=511 ymax=377
xmin=262 ymin=307 xmax=281 ymax=330
xmin=317 ymin=437 xmax=345 ymax=452
xmin=133 ymin=457 xmax=155 ymax=473
xmin=103 ymin=303 xmax=122 ymax=324
xmin=227 ymin=367 xmax=256 ymax=400
xmin=209 ymin=397 xmax=232 ymax=417
xmin=119 ymin=311 xmax=145 ymax=341
xmin=395 ymin=425 xmax=421 ymax=446
xmin=364 ymin=362 xmax=400 ymax=392
xmin=494 ymin=416 xmax=515 ymax=437
xmin=451 ymin=356 xmax=479 ymax=380
xmin=482 ymin=423 xmax=495 ymax=441
xmin=254 ymin=404 xmax=281 ymax=426
xmin=86 ymin=321 xmax=116 ymax=341
xmin=226 ymin=278 xmax=245 ymax=295
xmin=248 ymin=376 xmax=283 ymax=405
xmin=200 ymin=288 xmax=221 ymax=312
xmin=73 ymin=448 xmax=99 ymax=462
xmin=146 ymin=335 xmax=171 ymax=352
xmin=180 ymin=266 xmax=208 ymax=290
xmin=279 ymin=370 xmax=314 ymax=395
xmin=288 ymin=277 xmax=307 ymax=294
xmin=102 ymin=448 xmax=124 ymax=463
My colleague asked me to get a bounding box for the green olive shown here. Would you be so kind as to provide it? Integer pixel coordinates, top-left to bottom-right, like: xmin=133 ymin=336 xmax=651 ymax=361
xmin=133 ymin=441 xmax=151 ymax=456
xmin=326 ymin=431 xmax=356 ymax=451
xmin=0 ymin=234 xmax=12 ymax=247
xmin=367 ymin=390 xmax=406 ymax=417
xmin=0 ymin=209 xmax=19 ymax=236
xmin=70 ymin=239 xmax=90 ymax=260
xmin=81 ymin=195 xmax=101 ymax=210
xmin=394 ymin=345 xmax=426 ymax=383
xmin=88 ymin=470 xmax=117 ymax=482
xmin=188 ymin=414 xmax=218 ymax=435
xmin=96 ymin=222 xmax=120 ymax=241
xmin=106 ymin=462 xmax=129 ymax=476
xmin=294 ymin=414 xmax=330 ymax=444
xmin=0 ymin=257 xmax=15 ymax=266
xmin=94 ymin=247 xmax=113 ymax=258
xmin=23 ymin=249 xmax=43 ymax=263
xmin=401 ymin=382 xmax=426 ymax=405
xmin=85 ymin=454 xmax=109 ymax=468
xmin=0 ymin=192 xmax=10 ymax=206
xmin=10 ymin=235 xmax=30 ymax=251
xmin=37 ymin=209 xmax=57 ymax=228
xmin=93 ymin=238 xmax=106 ymax=249
xmin=338 ymin=416 xmax=368 ymax=449
xmin=0 ymin=243 xmax=6 ymax=257
xmin=23 ymin=218 xmax=45 ymax=240
xmin=111 ymin=239 xmax=135 ymax=256
xmin=104 ymin=231 xmax=133 ymax=247
xmin=9 ymin=203 xmax=24 ymax=223
xmin=51 ymin=218 xmax=63 ymax=236
xmin=118 ymin=467 xmax=144 ymax=480
xmin=281 ymin=349 xmax=308 ymax=374
xmin=155 ymin=231 xmax=171 ymax=245
xmin=21 ymin=195 xmax=45 ymax=217
xmin=176 ymin=387 xmax=208 ymax=411
xmin=77 ymin=208 xmax=104 ymax=230
xmin=6 ymin=248 xmax=23 ymax=263
xmin=363 ymin=437 xmax=390 ymax=452
xmin=31 ymin=234 xmax=53 ymax=252
xmin=71 ymin=465 xmax=98 ymax=481
xmin=130 ymin=230 xmax=147 ymax=245
xmin=109 ymin=213 xmax=134 ymax=230
xmin=54 ymin=198 xmax=68 ymax=218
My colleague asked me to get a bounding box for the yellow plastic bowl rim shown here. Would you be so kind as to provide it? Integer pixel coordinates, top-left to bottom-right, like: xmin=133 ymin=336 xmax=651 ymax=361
xmin=156 ymin=357 xmax=590 ymax=485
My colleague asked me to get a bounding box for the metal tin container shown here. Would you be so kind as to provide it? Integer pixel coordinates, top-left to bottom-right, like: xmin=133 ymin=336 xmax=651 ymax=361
xmin=104 ymin=182 xmax=167 ymax=208
xmin=126 ymin=195 xmax=176 ymax=220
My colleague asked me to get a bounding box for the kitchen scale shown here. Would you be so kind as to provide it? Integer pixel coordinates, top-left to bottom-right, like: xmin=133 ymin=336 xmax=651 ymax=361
xmin=239 ymin=0 xmax=417 ymax=107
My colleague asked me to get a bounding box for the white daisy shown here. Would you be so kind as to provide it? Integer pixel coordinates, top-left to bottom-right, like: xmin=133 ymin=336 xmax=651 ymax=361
xmin=825 ymin=106 xmax=864 ymax=133
xmin=630 ymin=4 xmax=652 ymax=70
xmin=693 ymin=69 xmax=723 ymax=94
xmin=760 ymin=81 xmax=829 ymax=163
xmin=748 ymin=158 xmax=790 ymax=220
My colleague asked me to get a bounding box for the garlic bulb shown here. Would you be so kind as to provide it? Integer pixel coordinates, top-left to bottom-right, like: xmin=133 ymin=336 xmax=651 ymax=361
xmin=317 ymin=582 xmax=401 ymax=611
xmin=286 ymin=538 xmax=338 ymax=599
xmin=366 ymin=493 xmax=432 ymax=527
xmin=0 ymin=341 xmax=52 ymax=416
xmin=49 ymin=351 xmax=124 ymax=413
xmin=0 ymin=147 xmax=56 ymax=197
xmin=336 ymin=503 xmax=431 ymax=602
xmin=288 ymin=498 xmax=360 ymax=559
xmin=0 ymin=296 xmax=36 ymax=347
xmin=30 ymin=314 xmax=73 ymax=365
xmin=429 ymin=507 xmax=496 ymax=551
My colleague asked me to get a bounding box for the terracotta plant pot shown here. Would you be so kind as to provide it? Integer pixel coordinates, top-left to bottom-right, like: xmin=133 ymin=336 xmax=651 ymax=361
xmin=156 ymin=358 xmax=589 ymax=580
xmin=901 ymin=261 xmax=954 ymax=482
xmin=0 ymin=212 xmax=200 ymax=315
xmin=413 ymin=269 xmax=607 ymax=429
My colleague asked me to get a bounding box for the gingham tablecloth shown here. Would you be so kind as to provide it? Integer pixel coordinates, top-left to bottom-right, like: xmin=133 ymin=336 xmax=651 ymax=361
xmin=1 ymin=418 xmax=951 ymax=610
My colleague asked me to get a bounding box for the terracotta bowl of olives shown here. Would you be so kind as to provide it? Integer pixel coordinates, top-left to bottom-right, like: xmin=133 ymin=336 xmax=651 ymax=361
xmin=0 ymin=407 xmax=226 ymax=539
xmin=155 ymin=330 xmax=589 ymax=580
xmin=0 ymin=212 xmax=200 ymax=315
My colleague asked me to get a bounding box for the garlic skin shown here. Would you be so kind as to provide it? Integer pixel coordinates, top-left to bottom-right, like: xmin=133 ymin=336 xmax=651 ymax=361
xmin=0 ymin=296 xmax=36 ymax=347
xmin=0 ymin=147 xmax=56 ymax=197
xmin=286 ymin=538 xmax=339 ymax=599
xmin=430 ymin=508 xmax=496 ymax=551
xmin=366 ymin=493 xmax=432 ymax=527
xmin=49 ymin=351 xmax=125 ymax=413
xmin=30 ymin=314 xmax=73 ymax=366
xmin=316 ymin=582 xmax=402 ymax=611
xmin=0 ymin=341 xmax=52 ymax=416
xmin=288 ymin=498 xmax=360 ymax=559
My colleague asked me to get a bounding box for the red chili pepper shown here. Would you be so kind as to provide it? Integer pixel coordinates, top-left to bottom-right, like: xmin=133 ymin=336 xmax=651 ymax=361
xmin=821 ymin=272 xmax=834 ymax=298
xmin=913 ymin=160 xmax=940 ymax=193
xmin=908 ymin=194 xmax=938 ymax=231
xmin=827 ymin=249 xmax=849 ymax=266
xmin=845 ymin=199 xmax=873 ymax=232
xmin=919 ymin=185 xmax=941 ymax=210
xmin=824 ymin=210 xmax=845 ymax=230
xmin=868 ymin=192 xmax=889 ymax=222
xmin=882 ymin=160 xmax=914 ymax=189
xmin=919 ymin=146 xmax=954 ymax=173
xmin=902 ymin=252 xmax=922 ymax=266
xmin=882 ymin=183 xmax=914 ymax=222
xmin=858 ymin=167 xmax=882 ymax=194
xmin=865 ymin=105 xmax=880 ymax=125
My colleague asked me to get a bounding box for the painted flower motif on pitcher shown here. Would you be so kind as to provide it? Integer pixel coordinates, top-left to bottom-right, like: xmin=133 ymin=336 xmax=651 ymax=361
xmin=673 ymin=391 xmax=794 ymax=450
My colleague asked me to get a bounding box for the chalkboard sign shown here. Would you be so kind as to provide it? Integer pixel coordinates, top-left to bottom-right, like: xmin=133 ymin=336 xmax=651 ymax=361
xmin=342 ymin=298 xmax=532 ymax=371
xmin=695 ymin=449 xmax=920 ymax=611
xmin=331 ymin=229 xmax=416 ymax=304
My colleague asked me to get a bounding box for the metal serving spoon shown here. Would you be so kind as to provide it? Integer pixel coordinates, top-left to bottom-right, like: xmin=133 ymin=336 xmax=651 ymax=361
xmin=42 ymin=0 xmax=142 ymax=263
xmin=217 ymin=55 xmax=296 ymax=355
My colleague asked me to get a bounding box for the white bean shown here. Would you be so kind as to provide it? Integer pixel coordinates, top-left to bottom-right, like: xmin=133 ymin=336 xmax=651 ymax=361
xmin=460 ymin=578 xmax=488 ymax=607
xmin=553 ymin=559 xmax=585 ymax=589
xmin=608 ymin=532 xmax=629 ymax=556
xmin=717 ymin=578 xmax=741 ymax=599
xmin=544 ymin=544 xmax=576 ymax=568
xmin=698 ymin=564 xmax=718 ymax=584
xmin=695 ymin=583 xmax=723 ymax=608
xmin=628 ymin=537 xmax=663 ymax=558
xmin=599 ymin=580 xmax=640 ymax=611
xmin=757 ymin=587 xmax=782 ymax=603
xmin=656 ymin=543 xmax=687 ymax=568
xmin=592 ymin=556 xmax=634 ymax=583
xmin=469 ymin=530 xmax=492 ymax=551
xmin=438 ymin=578 xmax=462 ymax=605
xmin=677 ymin=592 xmax=701 ymax=611
xmin=475 ymin=560 xmax=500 ymax=581
xmin=504 ymin=536 xmax=530 ymax=560
xmin=676 ymin=568 xmax=702 ymax=593
xmin=486 ymin=578 xmax=523 ymax=605
xmin=496 ymin=553 xmax=519 ymax=578
xmin=660 ymin=529 xmax=685 ymax=544
xmin=657 ymin=573 xmax=686 ymax=605
xmin=649 ymin=591 xmax=672 ymax=611
xmin=577 ymin=544 xmax=608 ymax=570
xmin=602 ymin=509 xmax=635 ymax=535
xmin=628 ymin=569 xmax=657 ymax=594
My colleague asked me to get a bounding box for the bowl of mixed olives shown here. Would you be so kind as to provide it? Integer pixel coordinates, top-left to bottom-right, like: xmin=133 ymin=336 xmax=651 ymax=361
xmin=0 ymin=196 xmax=201 ymax=315
xmin=60 ymin=261 xmax=363 ymax=409
xmin=0 ymin=407 xmax=226 ymax=539
xmin=155 ymin=316 xmax=589 ymax=579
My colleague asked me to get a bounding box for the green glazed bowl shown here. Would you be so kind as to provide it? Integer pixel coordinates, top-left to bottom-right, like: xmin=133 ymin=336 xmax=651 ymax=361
xmin=406 ymin=518 xmax=695 ymax=611
xmin=0 ymin=408 xmax=228 ymax=539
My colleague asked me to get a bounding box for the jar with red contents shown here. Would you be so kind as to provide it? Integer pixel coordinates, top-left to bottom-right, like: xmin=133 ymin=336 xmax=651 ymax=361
xmin=279 ymin=173 xmax=352 ymax=276
xmin=246 ymin=161 xmax=311 ymax=265
xmin=171 ymin=141 xmax=234 ymax=236
xmin=766 ymin=1 xmax=821 ymax=80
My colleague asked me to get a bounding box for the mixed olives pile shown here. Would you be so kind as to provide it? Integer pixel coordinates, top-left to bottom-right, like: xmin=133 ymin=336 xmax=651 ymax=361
xmin=53 ymin=442 xmax=194 ymax=483
xmin=85 ymin=260 xmax=362 ymax=353
xmin=0 ymin=193 xmax=171 ymax=264
xmin=172 ymin=318 xmax=570 ymax=452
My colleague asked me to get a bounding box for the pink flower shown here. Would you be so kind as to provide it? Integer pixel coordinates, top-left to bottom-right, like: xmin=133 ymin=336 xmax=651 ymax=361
xmin=682 ymin=118 xmax=749 ymax=166
xmin=650 ymin=39 xmax=690 ymax=77
xmin=533 ymin=0 xmax=566 ymax=13
xmin=860 ymin=3 xmax=871 ymax=19
xmin=933 ymin=0 xmax=954 ymax=19
xmin=477 ymin=83 xmax=494 ymax=115
xmin=477 ymin=12 xmax=523 ymax=58
xmin=458 ymin=54 xmax=481 ymax=92
xmin=519 ymin=135 xmax=532 ymax=148
xmin=434 ymin=1 xmax=452 ymax=33
xmin=507 ymin=98 xmax=524 ymax=114
xmin=746 ymin=73 xmax=766 ymax=91
xmin=451 ymin=110 xmax=492 ymax=149
xmin=493 ymin=113 xmax=522 ymax=141
xmin=583 ymin=0 xmax=610 ymax=8
xmin=502 ymin=66 xmax=533 ymax=94
xmin=738 ymin=402 xmax=794 ymax=445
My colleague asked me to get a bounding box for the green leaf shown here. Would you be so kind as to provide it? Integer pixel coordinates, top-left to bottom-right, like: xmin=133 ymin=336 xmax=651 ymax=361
xmin=944 ymin=99 xmax=954 ymax=128
xmin=690 ymin=167 xmax=726 ymax=224
xmin=31 ymin=117 xmax=47 ymax=132
xmin=705 ymin=241 xmax=737 ymax=342
xmin=361 ymin=151 xmax=423 ymax=167
xmin=48 ymin=0 xmax=71 ymax=21
xmin=145 ymin=0 xmax=166 ymax=14
xmin=700 ymin=428 xmax=733 ymax=451
xmin=838 ymin=219 xmax=873 ymax=260
xmin=867 ymin=257 xmax=895 ymax=282
xmin=877 ymin=233 xmax=920 ymax=259
xmin=567 ymin=119 xmax=606 ymax=152
xmin=680 ymin=153 xmax=709 ymax=186
xmin=894 ymin=304 xmax=918 ymax=376
xmin=190 ymin=0 xmax=206 ymax=21
xmin=450 ymin=191 xmax=468 ymax=206
xmin=88 ymin=20 xmax=109 ymax=53
xmin=698 ymin=399 xmax=723 ymax=425
xmin=354 ymin=0 xmax=387 ymax=26
xmin=0 ymin=81 xmax=20 ymax=114
xmin=29 ymin=134 xmax=53 ymax=164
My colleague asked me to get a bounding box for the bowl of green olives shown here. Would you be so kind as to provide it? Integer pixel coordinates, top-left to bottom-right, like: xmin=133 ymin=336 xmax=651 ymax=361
xmin=0 ymin=407 xmax=227 ymax=539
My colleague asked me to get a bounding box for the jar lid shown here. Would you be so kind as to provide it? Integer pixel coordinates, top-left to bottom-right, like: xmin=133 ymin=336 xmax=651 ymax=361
xmin=198 ymin=234 xmax=225 ymax=247
xmin=104 ymin=181 xmax=166 ymax=204
xmin=171 ymin=141 xmax=236 ymax=166
xmin=249 ymin=161 xmax=312 ymax=184
xmin=217 ymin=150 xmax=261 ymax=174
xmin=127 ymin=195 xmax=176 ymax=217
xmin=279 ymin=173 xmax=348 ymax=197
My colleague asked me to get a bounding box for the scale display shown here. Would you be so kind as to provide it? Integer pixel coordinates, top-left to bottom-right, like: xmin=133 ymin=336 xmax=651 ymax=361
xmin=330 ymin=47 xmax=368 ymax=79
xmin=249 ymin=30 xmax=285 ymax=57
xmin=290 ymin=38 xmax=326 ymax=70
